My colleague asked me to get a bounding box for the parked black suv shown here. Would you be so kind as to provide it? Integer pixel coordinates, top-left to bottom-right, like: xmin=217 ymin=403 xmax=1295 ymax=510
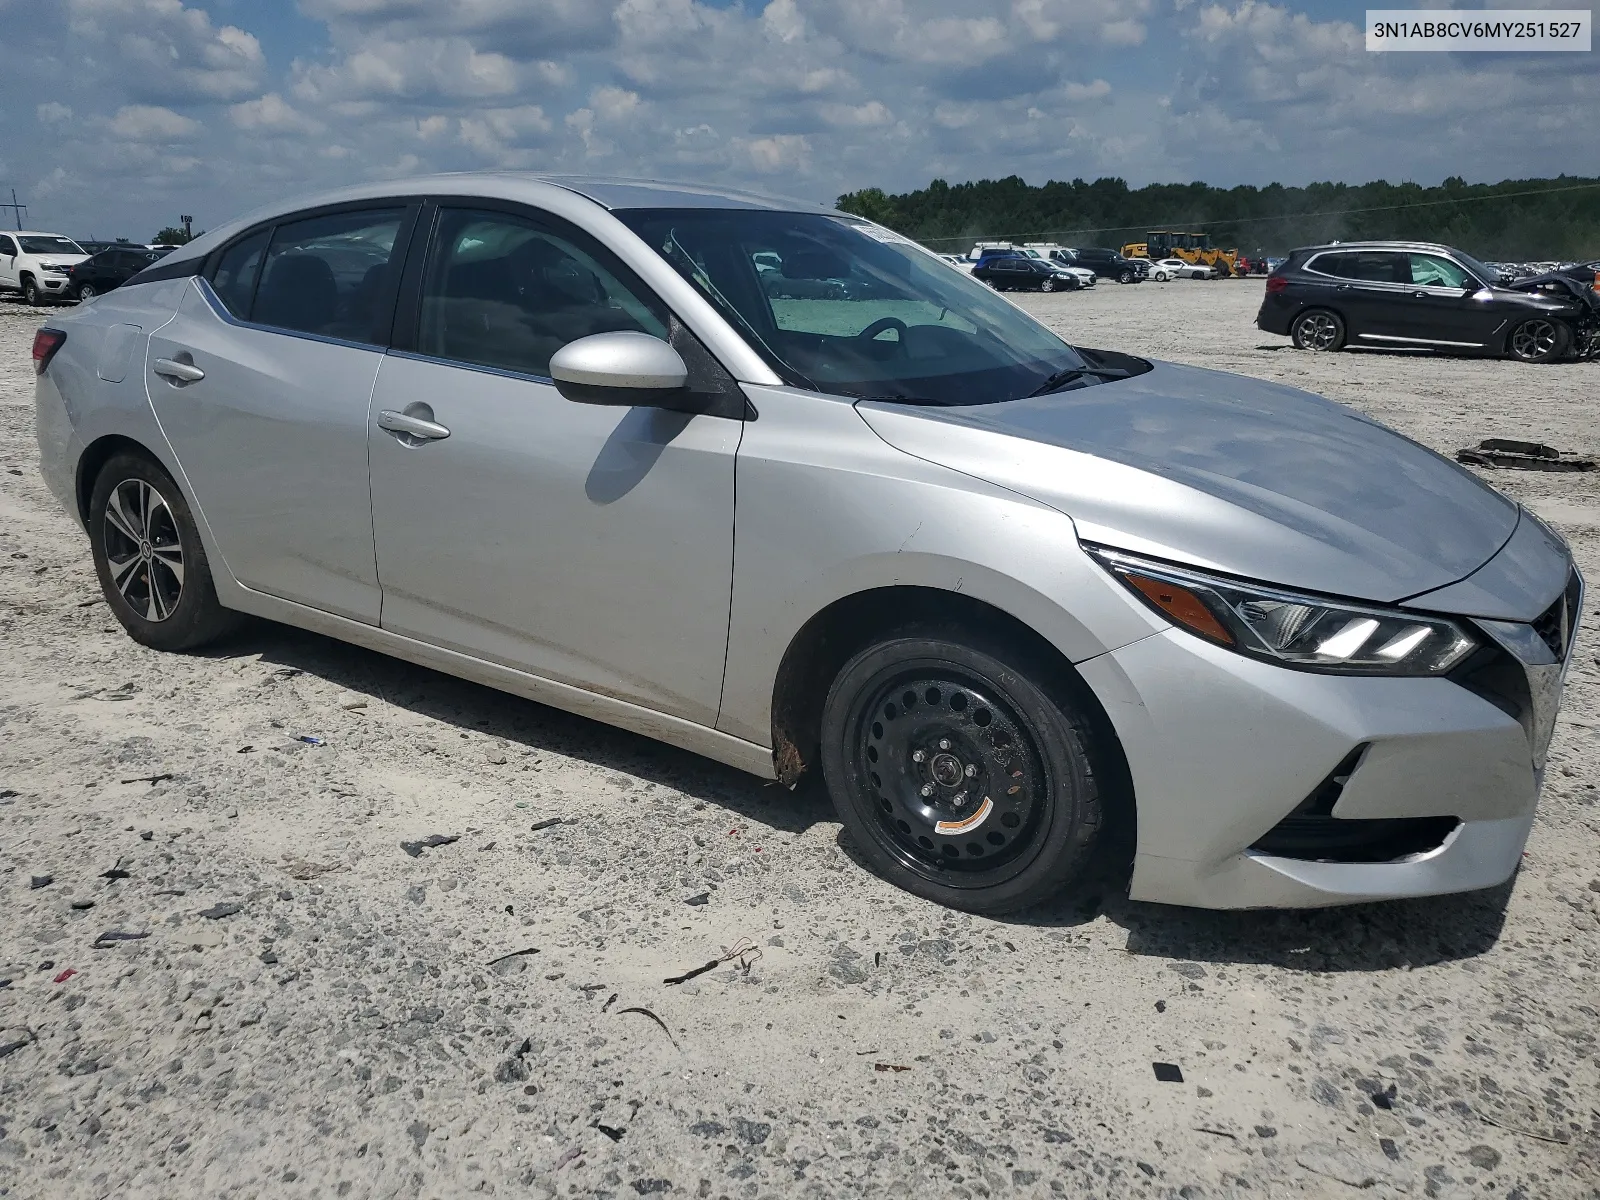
xmin=972 ymin=254 xmax=1082 ymax=292
xmin=66 ymin=245 xmax=172 ymax=301
xmin=1063 ymin=247 xmax=1146 ymax=284
xmin=1258 ymin=240 xmax=1587 ymax=363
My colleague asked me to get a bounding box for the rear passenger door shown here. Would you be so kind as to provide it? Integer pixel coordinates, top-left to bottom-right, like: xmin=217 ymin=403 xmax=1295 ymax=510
xmin=1310 ymin=251 xmax=1410 ymax=341
xmin=145 ymin=203 xmax=417 ymax=623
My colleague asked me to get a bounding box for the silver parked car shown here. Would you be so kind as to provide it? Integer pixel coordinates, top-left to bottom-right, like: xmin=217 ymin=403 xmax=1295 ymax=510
xmin=33 ymin=175 xmax=1581 ymax=914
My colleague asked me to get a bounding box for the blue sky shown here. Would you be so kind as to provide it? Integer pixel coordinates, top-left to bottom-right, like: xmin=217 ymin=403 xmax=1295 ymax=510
xmin=1 ymin=0 xmax=1593 ymax=241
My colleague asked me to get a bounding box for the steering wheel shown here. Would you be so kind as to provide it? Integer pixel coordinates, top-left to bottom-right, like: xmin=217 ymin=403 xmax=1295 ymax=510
xmin=856 ymin=316 xmax=909 ymax=353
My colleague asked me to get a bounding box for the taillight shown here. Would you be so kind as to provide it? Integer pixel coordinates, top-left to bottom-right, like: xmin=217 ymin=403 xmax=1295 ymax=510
xmin=32 ymin=329 xmax=67 ymax=375
xmin=1265 ymin=275 xmax=1288 ymax=294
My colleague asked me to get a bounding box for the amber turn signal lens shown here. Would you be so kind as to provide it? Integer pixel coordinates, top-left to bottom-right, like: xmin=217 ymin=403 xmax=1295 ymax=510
xmin=1125 ymin=573 xmax=1235 ymax=646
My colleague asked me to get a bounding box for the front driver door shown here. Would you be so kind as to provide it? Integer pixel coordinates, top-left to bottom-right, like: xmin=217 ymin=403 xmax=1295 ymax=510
xmin=1392 ymin=252 xmax=1498 ymax=347
xmin=367 ymin=204 xmax=742 ymax=727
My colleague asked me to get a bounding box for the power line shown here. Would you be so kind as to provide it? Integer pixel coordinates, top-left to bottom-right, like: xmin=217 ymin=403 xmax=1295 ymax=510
xmin=908 ymin=180 xmax=1600 ymax=246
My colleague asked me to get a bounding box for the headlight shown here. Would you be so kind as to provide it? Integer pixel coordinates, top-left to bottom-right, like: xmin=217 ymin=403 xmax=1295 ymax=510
xmin=1088 ymin=546 xmax=1478 ymax=675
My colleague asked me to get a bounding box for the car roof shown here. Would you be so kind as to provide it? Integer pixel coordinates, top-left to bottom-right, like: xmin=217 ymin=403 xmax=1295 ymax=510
xmin=1291 ymin=240 xmax=1463 ymax=255
xmin=8 ymin=231 xmax=80 ymax=239
xmin=139 ymin=172 xmax=845 ymax=278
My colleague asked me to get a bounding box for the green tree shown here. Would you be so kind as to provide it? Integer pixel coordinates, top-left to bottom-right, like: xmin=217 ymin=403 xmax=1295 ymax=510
xmin=153 ymin=226 xmax=193 ymax=245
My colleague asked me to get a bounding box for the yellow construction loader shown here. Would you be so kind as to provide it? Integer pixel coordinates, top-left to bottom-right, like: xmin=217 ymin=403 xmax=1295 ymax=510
xmin=1121 ymin=231 xmax=1241 ymax=278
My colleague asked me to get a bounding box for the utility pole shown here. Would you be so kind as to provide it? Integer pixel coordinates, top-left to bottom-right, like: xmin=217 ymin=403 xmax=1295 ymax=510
xmin=0 ymin=188 xmax=25 ymax=231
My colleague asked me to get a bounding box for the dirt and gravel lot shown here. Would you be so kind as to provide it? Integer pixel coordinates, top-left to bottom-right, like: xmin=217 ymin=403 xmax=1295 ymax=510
xmin=1 ymin=281 xmax=1597 ymax=1200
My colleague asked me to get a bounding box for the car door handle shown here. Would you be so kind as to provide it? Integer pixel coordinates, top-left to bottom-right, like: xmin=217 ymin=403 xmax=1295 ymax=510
xmin=1410 ymin=290 xmax=1429 ymax=298
xmin=377 ymin=409 xmax=451 ymax=441
xmin=153 ymin=357 xmax=205 ymax=383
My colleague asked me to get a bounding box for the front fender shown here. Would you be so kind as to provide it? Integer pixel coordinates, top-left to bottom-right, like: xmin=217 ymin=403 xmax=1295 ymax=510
xmin=716 ymin=385 xmax=1164 ymax=747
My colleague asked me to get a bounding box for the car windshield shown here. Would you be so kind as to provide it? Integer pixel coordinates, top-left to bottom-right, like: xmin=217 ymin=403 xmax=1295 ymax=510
xmin=19 ymin=235 xmax=85 ymax=255
xmin=616 ymin=209 xmax=1085 ymax=405
xmin=1453 ymin=250 xmax=1499 ymax=286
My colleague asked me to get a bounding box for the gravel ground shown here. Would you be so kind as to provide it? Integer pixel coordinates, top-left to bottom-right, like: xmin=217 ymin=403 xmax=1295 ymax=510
xmin=1 ymin=282 xmax=1597 ymax=1200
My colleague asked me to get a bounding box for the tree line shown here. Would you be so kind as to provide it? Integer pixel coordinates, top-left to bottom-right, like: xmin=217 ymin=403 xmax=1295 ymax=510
xmin=836 ymin=175 xmax=1600 ymax=262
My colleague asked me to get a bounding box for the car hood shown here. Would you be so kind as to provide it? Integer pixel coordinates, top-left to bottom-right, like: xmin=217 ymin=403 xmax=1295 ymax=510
xmin=857 ymin=359 xmax=1519 ymax=603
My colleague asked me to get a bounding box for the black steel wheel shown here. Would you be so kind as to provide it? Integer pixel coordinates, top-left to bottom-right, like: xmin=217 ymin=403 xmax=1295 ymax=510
xmin=89 ymin=452 xmax=240 ymax=651
xmin=1507 ymin=317 xmax=1570 ymax=363
xmin=1291 ymin=308 xmax=1345 ymax=351
xmin=821 ymin=630 xmax=1105 ymax=914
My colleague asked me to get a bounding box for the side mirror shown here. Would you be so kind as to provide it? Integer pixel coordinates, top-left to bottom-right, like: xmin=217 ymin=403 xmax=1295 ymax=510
xmin=550 ymin=331 xmax=693 ymax=410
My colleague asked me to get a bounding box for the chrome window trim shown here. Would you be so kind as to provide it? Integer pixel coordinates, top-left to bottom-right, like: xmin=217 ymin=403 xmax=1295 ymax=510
xmin=194 ymin=276 xmax=389 ymax=353
xmin=385 ymin=346 xmax=560 ymax=389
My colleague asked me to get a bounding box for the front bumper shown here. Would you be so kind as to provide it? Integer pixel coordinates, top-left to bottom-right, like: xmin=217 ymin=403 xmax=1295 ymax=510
xmin=1080 ymin=584 xmax=1574 ymax=908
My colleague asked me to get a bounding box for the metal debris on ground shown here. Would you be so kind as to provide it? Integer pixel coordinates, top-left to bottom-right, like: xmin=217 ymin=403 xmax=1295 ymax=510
xmin=874 ymin=1062 xmax=912 ymax=1073
xmin=1370 ymin=1082 xmax=1397 ymax=1110
xmin=92 ymin=930 xmax=150 ymax=949
xmin=297 ymin=735 xmax=325 ymax=745
xmin=70 ymin=899 xmax=94 ymax=910
xmin=617 ymin=1006 xmax=679 ymax=1049
xmin=684 ymin=892 xmax=710 ymax=906
xmin=99 ymin=860 xmax=131 ymax=881
xmin=29 ymin=875 xmax=52 ymax=889
xmin=485 ymin=946 xmax=540 ymax=969
xmin=529 ymin=818 xmax=565 ymax=832
xmin=120 ymin=773 xmax=174 ymax=785
xmin=400 ymin=834 xmax=459 ymax=858
xmin=1152 ymin=1062 xmax=1184 ymax=1083
xmin=1455 ymin=439 xmax=1596 ymax=471
xmin=198 ymin=902 xmax=243 ymax=920
xmin=53 ymin=968 xmax=77 ymax=984
xmin=663 ymin=937 xmax=762 ymax=986
xmin=601 ymin=993 xmax=618 ymax=1013
xmin=594 ymin=1123 xmax=625 ymax=1142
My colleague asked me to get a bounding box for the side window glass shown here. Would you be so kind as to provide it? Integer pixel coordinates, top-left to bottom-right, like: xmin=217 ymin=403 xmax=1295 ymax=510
xmin=1310 ymin=253 xmax=1348 ymax=277
xmin=0 ymin=236 xmax=16 ymax=257
xmin=209 ymin=229 xmax=270 ymax=319
xmin=418 ymin=208 xmax=668 ymax=378
xmin=1409 ymin=254 xmax=1472 ymax=288
xmin=253 ymin=208 xmax=405 ymax=342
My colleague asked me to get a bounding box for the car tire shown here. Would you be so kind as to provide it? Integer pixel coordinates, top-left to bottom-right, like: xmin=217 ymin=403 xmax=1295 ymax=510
xmin=22 ymin=275 xmax=42 ymax=306
xmin=1118 ymin=269 xmax=1134 ymax=284
xmin=77 ymin=283 xmax=98 ymax=302
xmin=1506 ymin=317 xmax=1571 ymax=363
xmin=1040 ymin=276 xmax=1056 ymax=293
xmin=89 ymin=452 xmax=241 ymax=652
xmin=1153 ymin=271 xmax=1169 ymax=282
xmin=1290 ymin=308 xmax=1346 ymax=352
xmin=820 ymin=627 xmax=1105 ymax=915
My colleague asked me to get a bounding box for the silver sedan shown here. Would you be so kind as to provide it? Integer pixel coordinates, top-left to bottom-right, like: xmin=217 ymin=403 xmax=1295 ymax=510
xmin=33 ymin=175 xmax=1580 ymax=914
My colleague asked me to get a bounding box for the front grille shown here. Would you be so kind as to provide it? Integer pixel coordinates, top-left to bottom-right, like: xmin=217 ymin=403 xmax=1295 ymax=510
xmin=1249 ymin=745 xmax=1460 ymax=863
xmin=1532 ymin=569 xmax=1583 ymax=662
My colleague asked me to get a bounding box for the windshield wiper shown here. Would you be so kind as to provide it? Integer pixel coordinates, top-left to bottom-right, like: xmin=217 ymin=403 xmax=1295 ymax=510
xmin=1025 ymin=364 xmax=1131 ymax=398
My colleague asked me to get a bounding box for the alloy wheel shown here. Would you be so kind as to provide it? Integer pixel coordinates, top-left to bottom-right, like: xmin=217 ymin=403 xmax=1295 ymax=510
xmin=101 ymin=478 xmax=185 ymax=622
xmin=1510 ymin=319 xmax=1559 ymax=361
xmin=78 ymin=284 xmax=98 ymax=301
xmin=1296 ymin=312 xmax=1340 ymax=350
xmin=852 ymin=672 xmax=1047 ymax=883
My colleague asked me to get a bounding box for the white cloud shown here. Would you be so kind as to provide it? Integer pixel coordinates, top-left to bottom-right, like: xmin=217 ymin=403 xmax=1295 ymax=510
xmin=106 ymin=105 xmax=202 ymax=140
xmin=37 ymin=103 xmax=74 ymax=124
xmin=229 ymin=93 xmax=324 ymax=135
xmin=66 ymin=0 xmax=265 ymax=101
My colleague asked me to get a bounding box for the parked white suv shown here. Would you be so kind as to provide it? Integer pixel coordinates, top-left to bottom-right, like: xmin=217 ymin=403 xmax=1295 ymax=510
xmin=0 ymin=231 xmax=89 ymax=305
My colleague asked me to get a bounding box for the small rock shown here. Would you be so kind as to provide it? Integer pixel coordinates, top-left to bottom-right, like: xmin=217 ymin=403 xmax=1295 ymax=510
xmin=139 ymin=830 xmax=153 ymax=841
xmin=407 ymin=1121 xmax=430 ymax=1151
xmin=1465 ymin=1145 xmax=1501 ymax=1171
xmin=733 ymin=1117 xmax=771 ymax=1145
xmin=259 ymin=950 xmax=278 ymax=965
xmin=30 ymin=875 xmax=53 ymax=889
xmin=1380 ymin=1138 xmax=1401 ymax=1161
xmin=199 ymin=902 xmax=243 ymax=920
xmin=70 ymin=899 xmax=95 ymax=911
xmin=1168 ymin=962 xmax=1208 ymax=980
xmin=1254 ymin=1125 xmax=1277 ymax=1138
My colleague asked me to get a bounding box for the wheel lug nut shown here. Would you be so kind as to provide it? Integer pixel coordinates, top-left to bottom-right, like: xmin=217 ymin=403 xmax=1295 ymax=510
xmin=964 ymin=764 xmax=977 ymax=778
xmin=938 ymin=738 xmax=952 ymax=751
xmin=911 ymin=750 xmax=926 ymax=763
xmin=920 ymin=784 xmax=935 ymax=798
